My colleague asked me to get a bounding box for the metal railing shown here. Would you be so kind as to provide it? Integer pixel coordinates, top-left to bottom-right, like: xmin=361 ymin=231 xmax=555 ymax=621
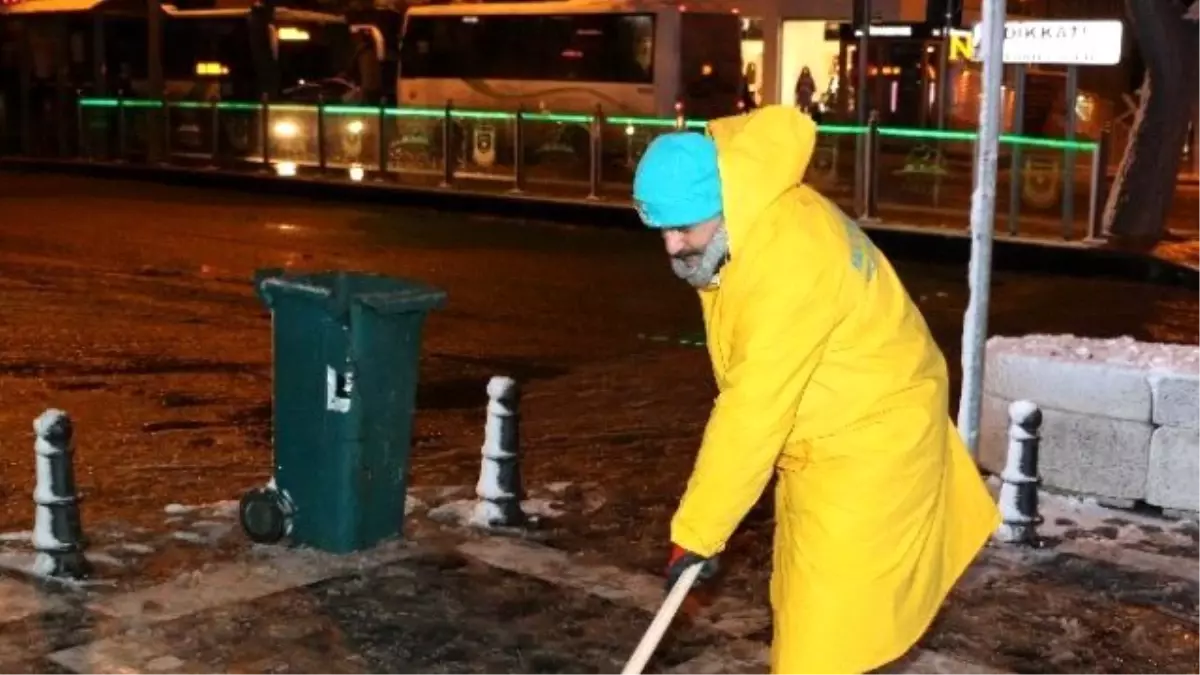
xmin=7 ymin=95 xmax=1110 ymax=241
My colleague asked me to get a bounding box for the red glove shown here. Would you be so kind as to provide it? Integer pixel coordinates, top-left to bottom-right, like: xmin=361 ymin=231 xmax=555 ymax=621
xmin=665 ymin=544 xmax=718 ymax=591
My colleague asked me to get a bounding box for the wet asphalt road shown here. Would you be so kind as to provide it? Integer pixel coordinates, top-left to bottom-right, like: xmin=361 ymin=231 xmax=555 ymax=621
xmin=0 ymin=171 xmax=1195 ymax=536
xmin=0 ymin=172 xmax=1196 ymax=673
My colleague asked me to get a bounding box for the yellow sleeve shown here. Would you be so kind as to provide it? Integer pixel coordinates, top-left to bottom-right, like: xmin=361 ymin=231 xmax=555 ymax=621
xmin=670 ymin=256 xmax=840 ymax=559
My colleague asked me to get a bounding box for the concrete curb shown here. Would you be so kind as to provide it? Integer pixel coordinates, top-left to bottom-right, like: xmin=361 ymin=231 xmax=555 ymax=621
xmin=3 ymin=156 xmax=1195 ymax=287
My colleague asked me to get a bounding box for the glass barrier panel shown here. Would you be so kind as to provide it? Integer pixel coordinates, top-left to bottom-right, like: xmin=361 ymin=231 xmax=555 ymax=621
xmin=323 ymin=106 xmax=381 ymax=173
xmin=1013 ymin=147 xmax=1065 ymax=231
xmin=266 ymin=104 xmax=319 ymax=167
xmin=998 ymin=137 xmax=1070 ymax=238
xmin=214 ymin=103 xmax=263 ymax=165
xmin=452 ymin=111 xmax=517 ymax=183
xmin=384 ymin=109 xmax=443 ymax=176
xmin=519 ymin=113 xmax=593 ymax=196
xmin=873 ymin=132 xmax=978 ymax=226
xmin=1065 ymin=145 xmax=1095 ymax=239
xmin=0 ymin=97 xmax=18 ymax=154
xmin=805 ymin=126 xmax=861 ymax=212
xmin=166 ymin=102 xmax=216 ymax=161
xmin=118 ymin=103 xmax=157 ymax=161
xmin=79 ymin=103 xmax=117 ymax=161
xmin=600 ymin=117 xmax=679 ymax=193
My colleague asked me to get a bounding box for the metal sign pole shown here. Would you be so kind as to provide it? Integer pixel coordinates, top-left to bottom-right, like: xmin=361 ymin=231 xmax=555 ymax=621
xmin=956 ymin=0 xmax=1006 ymax=460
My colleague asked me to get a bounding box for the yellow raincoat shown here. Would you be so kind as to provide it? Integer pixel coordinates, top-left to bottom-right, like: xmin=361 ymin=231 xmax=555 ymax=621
xmin=669 ymin=105 xmax=1000 ymax=674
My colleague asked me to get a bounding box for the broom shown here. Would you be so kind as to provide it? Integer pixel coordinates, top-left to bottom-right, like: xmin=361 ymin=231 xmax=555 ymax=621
xmin=621 ymin=562 xmax=706 ymax=674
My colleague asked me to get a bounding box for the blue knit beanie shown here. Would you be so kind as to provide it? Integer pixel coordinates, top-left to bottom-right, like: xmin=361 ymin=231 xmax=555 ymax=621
xmin=632 ymin=132 xmax=722 ymax=228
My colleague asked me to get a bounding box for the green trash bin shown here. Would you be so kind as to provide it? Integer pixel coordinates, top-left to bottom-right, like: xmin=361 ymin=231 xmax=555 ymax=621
xmin=239 ymin=269 xmax=446 ymax=554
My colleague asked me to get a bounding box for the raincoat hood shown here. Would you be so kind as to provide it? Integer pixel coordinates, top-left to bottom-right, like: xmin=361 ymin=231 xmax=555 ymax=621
xmin=706 ymin=105 xmax=817 ymax=255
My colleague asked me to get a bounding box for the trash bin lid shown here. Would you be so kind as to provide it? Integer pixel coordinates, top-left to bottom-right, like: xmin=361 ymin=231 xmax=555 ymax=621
xmin=255 ymin=269 xmax=447 ymax=318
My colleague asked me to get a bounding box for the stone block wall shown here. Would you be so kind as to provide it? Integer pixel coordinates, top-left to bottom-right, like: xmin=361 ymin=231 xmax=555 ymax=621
xmin=980 ymin=335 xmax=1199 ymax=514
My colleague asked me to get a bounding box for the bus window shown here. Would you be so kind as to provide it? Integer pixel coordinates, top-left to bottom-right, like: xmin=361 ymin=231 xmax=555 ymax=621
xmin=679 ymin=13 xmax=742 ymax=119
xmin=163 ymin=18 xmax=257 ymax=99
xmin=276 ymin=23 xmax=354 ymax=88
xmin=400 ymin=13 xmax=655 ymax=84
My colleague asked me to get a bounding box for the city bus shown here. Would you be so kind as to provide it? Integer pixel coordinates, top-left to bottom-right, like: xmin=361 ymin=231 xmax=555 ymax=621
xmin=158 ymin=5 xmax=363 ymax=103
xmin=397 ymin=0 xmax=744 ymax=121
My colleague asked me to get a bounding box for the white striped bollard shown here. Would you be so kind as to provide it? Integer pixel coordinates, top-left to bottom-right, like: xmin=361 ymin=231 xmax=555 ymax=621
xmin=32 ymin=409 xmax=92 ymax=578
xmin=996 ymin=400 xmax=1042 ymax=545
xmin=470 ymin=376 xmax=525 ymax=528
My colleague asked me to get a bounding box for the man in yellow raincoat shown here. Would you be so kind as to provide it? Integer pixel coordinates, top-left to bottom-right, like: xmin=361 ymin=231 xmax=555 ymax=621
xmin=633 ymin=105 xmax=1000 ymax=674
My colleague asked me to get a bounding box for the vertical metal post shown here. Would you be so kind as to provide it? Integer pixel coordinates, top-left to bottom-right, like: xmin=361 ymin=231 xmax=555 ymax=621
xmin=116 ymin=91 xmax=127 ymax=161
xmin=76 ymin=93 xmax=86 ymax=160
xmin=1086 ymin=126 xmax=1111 ymax=241
xmin=854 ymin=0 xmax=871 ymax=215
xmin=440 ymin=100 xmax=453 ymax=187
xmin=864 ymin=111 xmax=880 ymax=220
xmin=1007 ymin=64 xmax=1026 ymax=236
xmin=936 ymin=5 xmax=952 ymax=131
xmin=146 ymin=0 xmax=164 ymax=163
xmin=260 ymin=93 xmax=270 ymax=169
xmin=377 ymin=97 xmax=387 ymax=177
xmin=956 ymin=0 xmax=1005 ymax=461
xmin=161 ymin=101 xmax=172 ymax=163
xmin=18 ymin=22 xmax=33 ymax=156
xmin=587 ymin=104 xmax=602 ymax=200
xmin=932 ymin=2 xmax=953 ymax=206
xmin=316 ymin=95 xmax=327 ymax=173
xmin=210 ymin=99 xmax=220 ymax=166
xmin=1192 ymin=117 xmax=1199 ymax=177
xmin=511 ymin=105 xmax=525 ymax=194
xmin=54 ymin=19 xmax=70 ymax=158
xmin=1061 ymin=65 xmax=1078 ymax=239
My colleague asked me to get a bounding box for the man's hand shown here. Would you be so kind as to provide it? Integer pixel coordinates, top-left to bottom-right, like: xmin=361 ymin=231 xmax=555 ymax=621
xmin=665 ymin=544 xmax=718 ymax=591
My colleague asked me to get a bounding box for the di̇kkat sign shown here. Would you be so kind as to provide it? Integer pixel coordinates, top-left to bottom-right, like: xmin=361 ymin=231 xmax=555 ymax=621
xmin=950 ymin=20 xmax=1124 ymax=66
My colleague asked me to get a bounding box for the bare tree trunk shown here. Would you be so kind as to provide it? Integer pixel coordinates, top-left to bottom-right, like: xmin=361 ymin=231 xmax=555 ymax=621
xmin=1101 ymin=0 xmax=1199 ymax=249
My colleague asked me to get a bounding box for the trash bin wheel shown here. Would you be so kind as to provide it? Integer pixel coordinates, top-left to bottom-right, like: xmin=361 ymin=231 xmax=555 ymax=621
xmin=239 ymin=486 xmax=289 ymax=544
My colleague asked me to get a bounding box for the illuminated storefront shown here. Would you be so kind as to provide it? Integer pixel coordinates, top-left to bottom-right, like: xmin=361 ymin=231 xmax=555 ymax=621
xmin=722 ymin=0 xmax=1121 ymax=134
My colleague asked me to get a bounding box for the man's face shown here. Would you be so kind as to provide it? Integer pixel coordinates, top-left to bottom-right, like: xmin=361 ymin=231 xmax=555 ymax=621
xmin=661 ymin=216 xmax=728 ymax=288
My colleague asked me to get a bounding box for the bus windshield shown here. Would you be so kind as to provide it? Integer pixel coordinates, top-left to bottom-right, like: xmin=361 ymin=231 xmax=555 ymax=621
xmin=400 ymin=12 xmax=655 ymax=84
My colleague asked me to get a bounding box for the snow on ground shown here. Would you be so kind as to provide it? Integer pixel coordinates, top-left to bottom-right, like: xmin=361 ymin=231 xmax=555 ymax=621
xmin=988 ymin=334 xmax=1200 ymax=373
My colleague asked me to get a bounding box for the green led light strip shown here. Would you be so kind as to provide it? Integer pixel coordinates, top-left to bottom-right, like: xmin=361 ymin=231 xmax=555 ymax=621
xmin=880 ymin=126 xmax=1096 ymax=151
xmin=817 ymin=124 xmax=866 ymax=135
xmin=524 ymin=112 xmax=593 ymax=124
xmin=607 ymin=116 xmax=677 ymax=128
xmin=76 ymin=98 xmax=1096 ymax=149
xmin=384 ymin=106 xmax=443 ymax=118
xmin=451 ymin=109 xmax=515 ymax=121
xmin=323 ymin=105 xmax=384 ymax=116
xmin=1000 ymin=134 xmax=1096 ymax=151
xmin=880 ymin=127 xmax=976 ymax=142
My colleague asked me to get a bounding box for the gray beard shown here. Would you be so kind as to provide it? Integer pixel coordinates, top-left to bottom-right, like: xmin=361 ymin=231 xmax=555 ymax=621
xmin=670 ymin=223 xmax=730 ymax=289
